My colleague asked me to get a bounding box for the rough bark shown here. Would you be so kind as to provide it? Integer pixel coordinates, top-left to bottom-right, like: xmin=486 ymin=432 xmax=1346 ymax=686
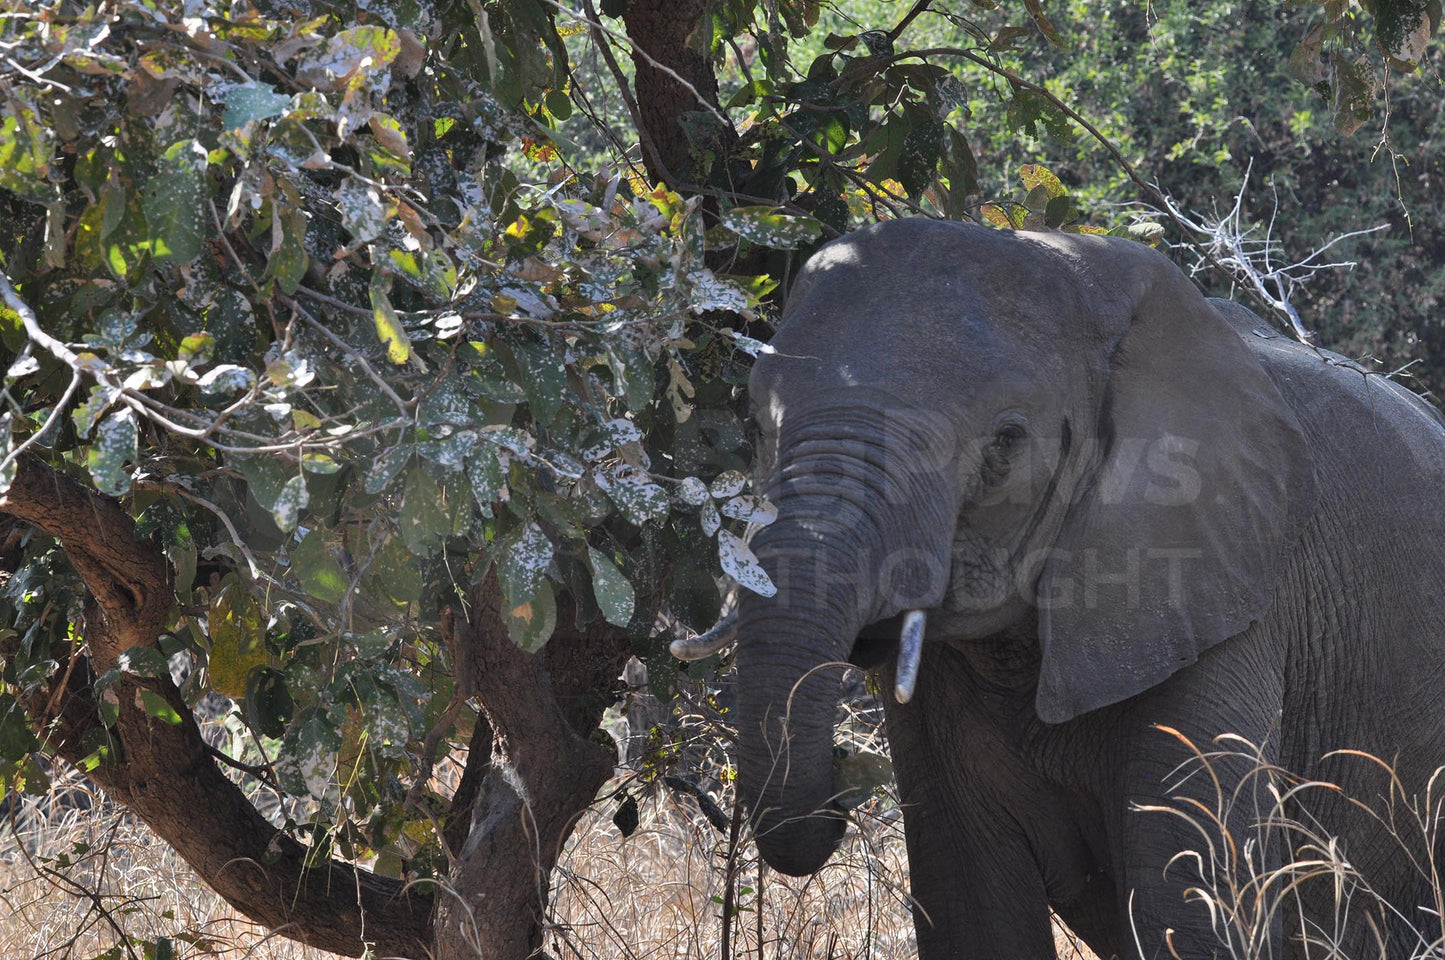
xmin=621 ymin=0 xmax=737 ymax=189
xmin=431 ymin=573 xmax=629 ymax=960
xmin=0 ymin=454 xmax=434 ymax=959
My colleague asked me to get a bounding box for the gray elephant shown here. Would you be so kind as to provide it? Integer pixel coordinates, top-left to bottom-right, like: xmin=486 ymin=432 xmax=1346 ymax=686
xmin=674 ymin=219 xmax=1445 ymax=959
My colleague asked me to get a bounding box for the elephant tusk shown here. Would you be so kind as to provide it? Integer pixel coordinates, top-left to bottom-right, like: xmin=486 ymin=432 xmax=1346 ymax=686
xmin=670 ymin=611 xmax=740 ymax=661
xmin=895 ymin=610 xmax=926 ymax=703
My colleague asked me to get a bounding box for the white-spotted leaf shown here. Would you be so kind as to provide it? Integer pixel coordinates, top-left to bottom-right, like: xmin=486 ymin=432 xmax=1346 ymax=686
xmin=222 ymin=82 xmax=292 ymax=130
xmin=580 ymin=418 xmax=643 ymax=461
xmin=717 ymin=529 xmax=776 ymax=597
xmin=678 ymin=476 xmax=709 ymax=506
xmin=709 ymin=471 xmax=747 ymax=499
xmin=197 ymin=364 xmax=256 ymax=395
xmin=596 ymin=465 xmax=669 ymax=526
xmin=721 ymin=495 xmax=777 ymax=525
xmin=718 ymin=206 xmax=823 ymax=249
xmin=503 ymin=578 xmax=557 ymax=653
xmin=700 ymin=499 xmax=721 ymax=536
xmin=86 ymin=409 xmax=138 ymax=496
xmin=497 ymin=521 xmax=554 ymax=609
xmin=270 ymin=473 xmax=309 ymax=531
xmin=336 ymin=176 xmax=389 ymax=243
xmin=588 ymin=547 xmax=635 ymax=627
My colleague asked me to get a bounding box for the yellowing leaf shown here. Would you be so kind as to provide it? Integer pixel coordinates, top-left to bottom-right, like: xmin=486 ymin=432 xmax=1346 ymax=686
xmin=208 ymin=583 xmax=268 ymax=698
xmin=370 ymin=271 xmax=412 ymax=364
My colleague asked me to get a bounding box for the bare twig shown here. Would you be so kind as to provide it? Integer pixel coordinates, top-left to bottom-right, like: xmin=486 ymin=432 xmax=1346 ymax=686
xmin=282 ymin=293 xmax=414 ymax=419
xmin=1153 ymin=160 xmax=1389 ymax=343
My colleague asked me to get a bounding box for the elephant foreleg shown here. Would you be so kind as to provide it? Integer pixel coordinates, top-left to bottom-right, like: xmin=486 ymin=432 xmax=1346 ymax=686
xmin=885 ymin=662 xmax=1062 ymax=959
xmin=896 ymin=763 xmax=1060 ymax=959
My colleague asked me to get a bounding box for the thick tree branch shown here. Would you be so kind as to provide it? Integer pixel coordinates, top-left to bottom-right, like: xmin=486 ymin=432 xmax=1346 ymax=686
xmin=0 ymin=454 xmax=434 ymax=958
xmin=432 ymin=573 xmax=629 ymax=960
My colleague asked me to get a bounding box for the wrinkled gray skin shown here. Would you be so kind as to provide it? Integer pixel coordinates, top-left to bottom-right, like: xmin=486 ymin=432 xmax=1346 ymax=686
xmin=730 ymin=219 xmax=1445 ymax=959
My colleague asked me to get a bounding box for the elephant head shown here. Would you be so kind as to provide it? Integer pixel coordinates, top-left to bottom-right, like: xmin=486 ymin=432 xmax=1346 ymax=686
xmin=681 ymin=219 xmax=1317 ymax=876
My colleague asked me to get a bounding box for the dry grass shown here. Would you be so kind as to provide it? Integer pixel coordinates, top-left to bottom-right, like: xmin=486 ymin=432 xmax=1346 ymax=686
xmin=0 ymin=762 xmax=1094 ymax=960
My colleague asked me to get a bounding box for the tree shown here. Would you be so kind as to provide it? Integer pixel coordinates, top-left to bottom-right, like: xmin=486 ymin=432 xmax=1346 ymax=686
xmin=0 ymin=1 xmax=1438 ymax=958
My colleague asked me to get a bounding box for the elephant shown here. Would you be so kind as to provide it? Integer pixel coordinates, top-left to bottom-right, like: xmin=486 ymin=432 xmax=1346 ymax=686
xmin=673 ymin=218 xmax=1445 ymax=959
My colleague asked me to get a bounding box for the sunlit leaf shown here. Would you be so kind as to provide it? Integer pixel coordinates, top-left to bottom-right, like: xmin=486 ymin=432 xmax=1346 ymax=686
xmin=137 ymin=690 xmax=183 ymax=725
xmin=718 ymin=206 xmax=823 ymax=249
xmin=293 ymin=529 xmax=348 ymax=603
xmin=222 ymin=82 xmax=292 ymax=130
xmin=717 ymin=529 xmax=776 ymax=597
xmin=144 ymin=140 xmax=208 ymax=264
xmin=85 ymin=409 xmax=137 ymax=496
xmin=370 ymin=271 xmax=412 ymax=364
xmin=208 ymin=583 xmax=268 ymax=699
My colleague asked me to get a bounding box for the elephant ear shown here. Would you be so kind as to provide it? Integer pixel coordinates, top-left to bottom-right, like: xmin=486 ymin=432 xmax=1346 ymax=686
xmin=1035 ymin=252 xmax=1317 ymax=724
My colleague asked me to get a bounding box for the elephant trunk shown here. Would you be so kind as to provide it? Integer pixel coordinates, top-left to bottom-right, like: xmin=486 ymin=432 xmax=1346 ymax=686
xmin=734 ymin=523 xmax=867 ymax=875
xmin=731 ymin=416 xmax=957 ymax=875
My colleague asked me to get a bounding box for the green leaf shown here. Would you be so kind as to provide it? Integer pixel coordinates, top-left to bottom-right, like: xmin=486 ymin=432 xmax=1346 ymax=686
xmin=116 ymin=646 xmax=171 ymax=677
xmin=608 ymin=345 xmax=655 ymax=413
xmin=467 ymin=444 xmax=508 ymax=508
xmin=0 ymin=94 xmax=55 ymax=203
xmin=222 ymin=83 xmax=292 ymax=130
xmin=1044 ymin=195 xmax=1079 ymax=228
xmin=144 ymin=140 xmax=208 ymax=264
xmin=497 ymin=521 xmax=554 ymax=609
xmin=0 ymin=693 xmax=39 ymax=762
xmin=336 ymin=176 xmax=389 ymax=244
xmin=503 ymin=578 xmax=557 ymax=652
xmin=1019 ymin=163 xmax=1067 ymax=199
xmin=588 ymin=547 xmax=635 ymax=627
xmin=898 ymin=120 xmax=945 ymax=197
xmin=296 ymin=26 xmax=402 ymax=93
xmin=275 ymin=708 xmax=341 ymax=799
xmin=268 ymin=208 xmax=310 ymax=294
xmin=366 ymin=535 xmax=423 ymax=609
xmin=419 ymin=376 xmax=471 ymax=430
xmin=293 ymin=529 xmax=348 ymax=603
xmin=270 ymin=473 xmax=309 ymax=531
xmin=138 ymin=690 xmax=184 ymax=725
xmin=511 ymin=335 xmax=567 ymax=426
xmin=366 ymin=443 xmax=413 ymax=494
xmin=718 ymin=206 xmax=823 ymax=249
xmin=468 ymin=343 xmax=527 ymax=402
xmin=72 ymin=385 xmax=120 ymax=438
xmin=400 ymin=466 xmax=451 ymax=555
xmin=244 ymin=668 xmax=293 ymax=739
xmin=86 ymin=409 xmax=138 ymax=496
xmin=389 ymin=248 xmax=457 ymax=300
xmin=177 ymin=331 xmax=215 ymax=366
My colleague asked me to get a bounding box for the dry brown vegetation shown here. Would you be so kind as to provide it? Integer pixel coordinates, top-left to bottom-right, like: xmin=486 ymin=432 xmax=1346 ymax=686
xmin=0 ymin=761 xmax=1095 ymax=960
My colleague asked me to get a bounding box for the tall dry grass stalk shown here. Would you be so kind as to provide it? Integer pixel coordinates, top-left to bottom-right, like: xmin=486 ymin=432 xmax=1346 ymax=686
xmin=1131 ymin=730 xmax=1445 ymax=960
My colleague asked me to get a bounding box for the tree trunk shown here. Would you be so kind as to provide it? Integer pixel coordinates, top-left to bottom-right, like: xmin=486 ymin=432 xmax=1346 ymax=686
xmin=621 ymin=0 xmax=737 ymax=189
xmin=432 ymin=573 xmax=629 ymax=960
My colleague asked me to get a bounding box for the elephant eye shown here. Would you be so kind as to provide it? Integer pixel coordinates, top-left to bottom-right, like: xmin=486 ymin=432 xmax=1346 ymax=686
xmin=994 ymin=423 xmax=1026 ymax=450
xmin=981 ymin=423 xmax=1026 ymax=486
